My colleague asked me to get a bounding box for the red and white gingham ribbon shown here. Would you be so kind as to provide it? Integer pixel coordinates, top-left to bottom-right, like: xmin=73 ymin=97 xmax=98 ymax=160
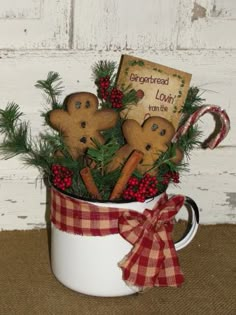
xmin=118 ymin=193 xmax=185 ymax=288
xmin=172 ymin=105 xmax=230 ymax=149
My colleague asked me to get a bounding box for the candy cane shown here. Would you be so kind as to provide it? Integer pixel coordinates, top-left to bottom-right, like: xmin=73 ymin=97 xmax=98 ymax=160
xmin=172 ymin=105 xmax=230 ymax=149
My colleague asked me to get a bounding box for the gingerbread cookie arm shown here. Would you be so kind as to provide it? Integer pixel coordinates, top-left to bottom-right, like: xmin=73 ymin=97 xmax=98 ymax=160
xmin=122 ymin=119 xmax=144 ymax=145
xmin=49 ymin=109 xmax=84 ymax=159
xmin=49 ymin=109 xmax=71 ymax=132
xmin=94 ymin=110 xmax=119 ymax=130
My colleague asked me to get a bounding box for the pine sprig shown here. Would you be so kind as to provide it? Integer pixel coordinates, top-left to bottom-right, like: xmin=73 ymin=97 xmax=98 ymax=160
xmin=0 ymin=123 xmax=30 ymax=159
xmin=21 ymin=138 xmax=54 ymax=174
xmin=39 ymin=130 xmax=65 ymax=151
xmin=176 ymin=126 xmax=202 ymax=158
xmin=35 ymin=71 xmax=64 ymax=109
xmin=152 ymin=144 xmax=187 ymax=174
xmin=87 ymin=139 xmax=120 ymax=175
xmin=0 ymin=102 xmax=24 ymax=135
xmin=92 ymin=60 xmax=117 ymax=84
xmin=181 ymin=86 xmax=205 ymax=117
xmin=176 ymin=86 xmax=205 ymax=156
xmin=120 ymin=89 xmax=138 ymax=108
xmin=90 ymin=167 xmax=121 ymax=200
xmin=0 ymin=104 xmax=30 ymax=158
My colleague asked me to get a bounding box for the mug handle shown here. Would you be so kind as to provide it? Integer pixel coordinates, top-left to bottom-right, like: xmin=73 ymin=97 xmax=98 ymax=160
xmin=174 ymin=196 xmax=199 ymax=251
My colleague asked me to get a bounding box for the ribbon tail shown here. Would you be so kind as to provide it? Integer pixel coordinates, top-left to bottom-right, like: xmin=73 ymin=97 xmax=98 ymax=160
xmin=154 ymin=234 xmax=184 ymax=287
xmin=119 ymin=234 xmax=165 ymax=288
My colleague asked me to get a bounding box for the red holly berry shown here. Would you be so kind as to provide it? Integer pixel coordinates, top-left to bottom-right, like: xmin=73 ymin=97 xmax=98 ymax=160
xmin=97 ymin=76 xmax=111 ymax=100
xmin=110 ymin=88 xmax=124 ymax=108
xmin=51 ymin=164 xmax=73 ymax=191
xmin=171 ymin=171 xmax=180 ymax=183
xmin=122 ymin=174 xmax=158 ymax=202
xmin=162 ymin=171 xmax=180 ymax=185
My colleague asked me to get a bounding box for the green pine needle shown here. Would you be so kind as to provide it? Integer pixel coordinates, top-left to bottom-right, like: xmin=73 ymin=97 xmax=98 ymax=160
xmin=176 ymin=125 xmax=202 ymax=158
xmin=0 ymin=102 xmax=24 ymax=135
xmin=91 ymin=167 xmax=121 ymax=200
xmin=92 ymin=60 xmax=117 ymax=83
xmin=87 ymin=139 xmax=120 ymax=175
xmin=0 ymin=121 xmax=30 ymax=159
xmin=35 ymin=71 xmax=64 ymax=108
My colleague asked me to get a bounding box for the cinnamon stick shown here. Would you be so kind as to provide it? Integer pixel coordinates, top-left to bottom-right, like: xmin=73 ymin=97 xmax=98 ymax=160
xmin=109 ymin=150 xmax=144 ymax=201
xmin=80 ymin=167 xmax=102 ymax=200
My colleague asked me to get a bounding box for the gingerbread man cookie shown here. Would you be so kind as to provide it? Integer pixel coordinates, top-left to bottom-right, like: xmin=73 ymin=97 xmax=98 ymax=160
xmin=107 ymin=116 xmax=183 ymax=175
xmin=49 ymin=92 xmax=118 ymax=160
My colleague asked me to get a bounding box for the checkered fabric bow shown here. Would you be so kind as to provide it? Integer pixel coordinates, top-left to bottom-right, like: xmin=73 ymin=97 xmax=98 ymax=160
xmin=118 ymin=193 xmax=185 ymax=288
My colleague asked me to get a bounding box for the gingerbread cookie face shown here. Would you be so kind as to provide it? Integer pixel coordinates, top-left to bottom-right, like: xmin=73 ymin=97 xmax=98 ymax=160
xmin=49 ymin=92 xmax=118 ymax=160
xmin=108 ymin=116 xmax=183 ymax=174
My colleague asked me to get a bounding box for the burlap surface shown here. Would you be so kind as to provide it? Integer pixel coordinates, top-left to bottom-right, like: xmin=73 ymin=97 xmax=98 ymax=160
xmin=0 ymin=225 xmax=236 ymax=315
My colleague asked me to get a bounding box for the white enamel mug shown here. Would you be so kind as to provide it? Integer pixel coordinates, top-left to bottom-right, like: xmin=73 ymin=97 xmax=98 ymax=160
xmin=50 ymin=193 xmax=199 ymax=297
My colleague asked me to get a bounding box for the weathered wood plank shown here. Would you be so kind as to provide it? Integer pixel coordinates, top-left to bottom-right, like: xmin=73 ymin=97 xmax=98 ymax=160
xmin=73 ymin=0 xmax=179 ymax=51
xmin=0 ymin=0 xmax=40 ymax=19
xmin=0 ymin=0 xmax=72 ymax=49
xmin=178 ymin=0 xmax=236 ymax=49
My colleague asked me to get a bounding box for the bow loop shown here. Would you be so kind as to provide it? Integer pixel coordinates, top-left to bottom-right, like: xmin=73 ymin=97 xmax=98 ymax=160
xmin=118 ymin=193 xmax=185 ymax=288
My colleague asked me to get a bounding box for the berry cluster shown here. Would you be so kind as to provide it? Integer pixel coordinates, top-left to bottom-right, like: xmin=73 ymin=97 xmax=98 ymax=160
xmin=162 ymin=171 xmax=180 ymax=185
xmin=52 ymin=164 xmax=73 ymax=191
xmin=97 ymin=76 xmax=124 ymax=108
xmin=122 ymin=174 xmax=158 ymax=202
xmin=109 ymin=88 xmax=124 ymax=108
xmin=98 ymin=76 xmax=110 ymax=100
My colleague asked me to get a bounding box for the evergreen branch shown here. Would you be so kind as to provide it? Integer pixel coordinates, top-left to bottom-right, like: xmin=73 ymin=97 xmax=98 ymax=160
xmin=122 ymin=89 xmax=138 ymax=106
xmin=0 ymin=103 xmax=24 ymax=135
xmin=21 ymin=138 xmax=54 ymax=174
xmin=91 ymin=167 xmax=121 ymax=200
xmin=182 ymin=86 xmax=204 ymax=115
xmin=176 ymin=125 xmax=202 ymax=158
xmin=39 ymin=130 xmax=64 ymax=149
xmin=0 ymin=121 xmax=30 ymax=159
xmin=87 ymin=139 xmax=120 ymax=175
xmin=92 ymin=60 xmax=117 ymax=84
xmin=151 ymin=144 xmax=189 ymax=175
xmin=35 ymin=72 xmax=64 ymax=108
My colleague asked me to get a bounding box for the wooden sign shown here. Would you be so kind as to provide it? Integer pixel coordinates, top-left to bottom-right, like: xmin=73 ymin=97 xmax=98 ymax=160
xmin=116 ymin=55 xmax=192 ymax=130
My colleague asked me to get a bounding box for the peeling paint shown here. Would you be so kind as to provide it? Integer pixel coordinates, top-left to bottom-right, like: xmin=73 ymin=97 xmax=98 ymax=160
xmin=191 ymin=2 xmax=206 ymax=22
xmin=225 ymin=192 xmax=236 ymax=210
xmin=210 ymin=4 xmax=229 ymax=18
xmin=197 ymin=187 xmax=208 ymax=191
xmin=27 ymin=223 xmax=45 ymax=228
xmin=5 ymin=199 xmax=17 ymax=203
xmin=17 ymin=216 xmax=27 ymax=219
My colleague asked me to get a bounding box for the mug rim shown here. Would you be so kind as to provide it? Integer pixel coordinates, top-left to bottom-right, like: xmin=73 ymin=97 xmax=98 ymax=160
xmin=50 ymin=183 xmax=167 ymax=205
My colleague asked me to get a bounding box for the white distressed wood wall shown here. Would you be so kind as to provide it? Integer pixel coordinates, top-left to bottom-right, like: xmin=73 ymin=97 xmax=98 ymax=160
xmin=0 ymin=0 xmax=235 ymax=230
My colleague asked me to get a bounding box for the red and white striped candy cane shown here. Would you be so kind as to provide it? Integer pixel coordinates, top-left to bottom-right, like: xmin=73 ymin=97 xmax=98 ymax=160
xmin=172 ymin=105 xmax=230 ymax=149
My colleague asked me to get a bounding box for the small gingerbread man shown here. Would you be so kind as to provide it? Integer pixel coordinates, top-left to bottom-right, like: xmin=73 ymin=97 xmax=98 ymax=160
xmin=49 ymin=92 xmax=118 ymax=160
xmin=107 ymin=116 xmax=183 ymax=175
